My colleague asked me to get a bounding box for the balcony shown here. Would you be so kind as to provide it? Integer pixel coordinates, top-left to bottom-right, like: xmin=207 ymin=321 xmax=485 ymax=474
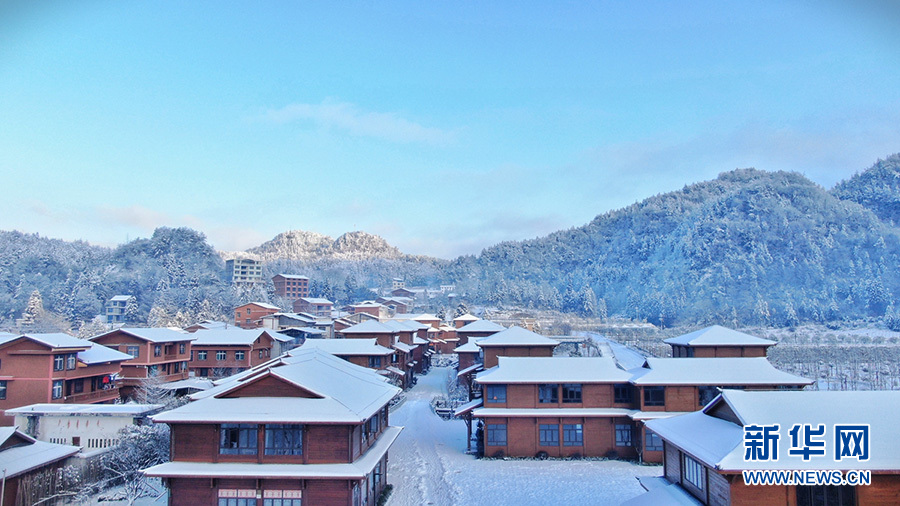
xmin=65 ymin=386 xmax=120 ymax=404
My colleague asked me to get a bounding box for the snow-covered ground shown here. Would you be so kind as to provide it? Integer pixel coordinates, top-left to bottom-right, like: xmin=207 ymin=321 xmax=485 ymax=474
xmin=388 ymin=367 xmax=661 ymax=506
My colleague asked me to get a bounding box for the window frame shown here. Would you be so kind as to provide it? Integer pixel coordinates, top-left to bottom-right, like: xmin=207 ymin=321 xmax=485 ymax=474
xmin=485 ymin=384 xmax=507 ymax=403
xmin=644 ymin=386 xmax=666 ymax=407
xmin=126 ymin=346 xmax=140 ymax=358
xmin=538 ymin=383 xmax=559 ymax=404
xmin=615 ymin=423 xmax=633 ymax=447
xmin=198 ymin=350 xmax=208 ymax=360
xmin=53 ymin=355 xmax=65 ymax=372
xmin=52 ymin=379 xmax=63 ymax=399
xmin=235 ymin=351 xmax=245 ymax=361
xmin=683 ymin=454 xmax=706 ymax=491
xmin=614 ymin=383 xmax=633 ymax=404
xmin=561 ymin=383 xmax=582 ymax=403
xmin=0 ymin=380 xmax=7 ymax=400
xmin=486 ymin=423 xmax=507 ymax=446
xmin=219 ymin=423 xmax=258 ymax=455
xmin=645 ymin=430 xmax=664 ymax=451
xmin=216 ymin=350 xmax=227 ymax=361
xmin=563 ymin=423 xmax=583 ymax=447
xmin=264 ymin=424 xmax=303 ymax=456
xmin=539 ymin=424 xmax=560 ymax=447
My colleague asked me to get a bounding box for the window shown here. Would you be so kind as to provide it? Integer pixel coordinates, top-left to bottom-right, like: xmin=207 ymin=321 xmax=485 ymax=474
xmin=561 ymin=384 xmax=582 ymax=403
xmin=179 ymin=343 xmax=186 ymax=354
xmin=796 ymin=485 xmax=856 ymax=506
xmin=486 ymin=424 xmax=506 ymax=446
xmin=699 ymin=386 xmax=719 ymax=406
xmin=259 ymin=350 xmax=265 ymax=359
xmin=485 ymin=385 xmax=506 ymax=403
xmin=538 ymin=384 xmax=558 ymax=404
xmin=220 ymin=424 xmax=258 ymax=455
xmin=539 ymin=424 xmax=559 ymax=446
xmin=263 ymin=499 xmax=301 ymax=506
xmin=217 ymin=351 xmax=227 ymax=360
xmin=368 ymin=356 xmax=382 ymax=368
xmin=154 ymin=345 xmax=161 ymax=357
xmin=198 ymin=351 xmax=208 ymax=360
xmin=173 ymin=362 xmax=181 ymax=373
xmin=127 ymin=346 xmax=139 ymax=358
xmin=54 ymin=355 xmax=65 ymax=371
xmin=645 ymin=430 xmax=663 ymax=451
xmin=0 ymin=380 xmax=6 ymax=400
xmin=563 ymin=424 xmax=583 ymax=446
xmin=66 ymin=353 xmax=77 ymax=370
xmin=615 ymin=424 xmax=633 ymax=447
xmin=72 ymin=379 xmax=83 ymax=394
xmin=219 ymin=499 xmax=257 ymax=506
xmin=683 ymin=454 xmax=705 ymax=490
xmin=264 ymin=424 xmax=303 ymax=455
xmin=52 ymin=380 xmax=63 ymax=399
xmin=614 ymin=384 xmax=633 ymax=404
xmin=235 ymin=351 xmax=245 ymax=361
xmin=644 ymin=386 xmax=665 ymax=406
xmin=367 ymin=416 xmax=379 ymax=437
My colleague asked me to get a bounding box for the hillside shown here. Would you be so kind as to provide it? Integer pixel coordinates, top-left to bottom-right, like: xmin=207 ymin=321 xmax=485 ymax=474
xmin=457 ymin=164 xmax=900 ymax=326
xmin=832 ymin=153 xmax=900 ymax=227
xmin=244 ymin=230 xmax=404 ymax=262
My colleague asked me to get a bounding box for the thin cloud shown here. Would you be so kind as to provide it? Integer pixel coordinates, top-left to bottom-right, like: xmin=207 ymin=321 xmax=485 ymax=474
xmin=262 ymin=99 xmax=456 ymax=145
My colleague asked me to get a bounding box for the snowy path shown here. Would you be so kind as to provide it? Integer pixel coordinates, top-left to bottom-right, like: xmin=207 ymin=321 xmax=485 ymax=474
xmin=387 ymin=367 xmax=663 ymax=506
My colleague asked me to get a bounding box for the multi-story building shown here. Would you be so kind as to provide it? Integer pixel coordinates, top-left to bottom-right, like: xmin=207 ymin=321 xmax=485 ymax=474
xmin=0 ymin=333 xmax=131 ymax=424
xmin=234 ymin=302 xmax=281 ymax=329
xmin=105 ymin=295 xmax=136 ymax=324
xmin=272 ymin=274 xmax=310 ymax=299
xmin=636 ymin=390 xmax=900 ymax=506
xmin=300 ymin=338 xmax=396 ymax=375
xmin=456 ymin=319 xmax=505 ymax=347
xmin=292 ymin=297 xmax=334 ymax=318
xmin=664 ymin=325 xmax=777 ymax=358
xmin=89 ymin=328 xmax=196 ymax=399
xmin=225 ymin=258 xmax=264 ymax=285
xmin=476 ymin=326 xmax=559 ymax=368
xmin=452 ymin=313 xmax=479 ymax=329
xmin=459 ymin=355 xmax=811 ymax=462
xmin=188 ymin=328 xmax=294 ymax=378
xmin=143 ymin=347 xmax=402 ymax=506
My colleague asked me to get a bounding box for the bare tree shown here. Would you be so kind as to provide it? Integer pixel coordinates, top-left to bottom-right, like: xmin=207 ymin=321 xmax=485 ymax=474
xmin=100 ymin=424 xmax=169 ymax=506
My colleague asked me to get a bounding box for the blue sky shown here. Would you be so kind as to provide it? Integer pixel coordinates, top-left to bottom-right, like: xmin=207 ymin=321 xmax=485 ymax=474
xmin=1 ymin=1 xmax=898 ymax=258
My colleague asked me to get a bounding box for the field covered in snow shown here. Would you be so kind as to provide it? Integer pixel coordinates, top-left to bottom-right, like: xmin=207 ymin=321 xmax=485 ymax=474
xmin=387 ymin=367 xmax=661 ymax=505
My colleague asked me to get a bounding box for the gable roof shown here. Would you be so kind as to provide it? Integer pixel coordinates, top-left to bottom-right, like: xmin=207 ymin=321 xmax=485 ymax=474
xmin=453 ymin=314 xmax=480 ymax=322
xmin=78 ymin=342 xmax=133 ymax=364
xmin=190 ymin=328 xmax=293 ymax=346
xmin=109 ymin=295 xmax=135 ymax=302
xmin=453 ymin=338 xmax=483 ymax=353
xmin=457 ymin=320 xmax=506 ymax=333
xmin=274 ymin=274 xmax=309 ymax=280
xmin=300 ymin=338 xmax=394 ymax=356
xmin=298 ymin=297 xmax=333 ymax=305
xmin=647 ymin=390 xmax=900 ymax=472
xmin=5 ymin=333 xmax=91 ymax=350
xmin=93 ymin=327 xmax=196 ymax=343
xmin=238 ymin=302 xmax=281 ymax=311
xmin=629 ymin=357 xmax=811 ymax=386
xmin=155 ymin=348 xmax=400 ymax=424
xmin=340 ymin=320 xmax=397 ymax=334
xmin=476 ymin=357 xmax=632 ymax=384
xmin=0 ymin=427 xmax=79 ymax=479
xmin=663 ymin=325 xmax=776 ymax=347
xmin=476 ymin=326 xmax=559 ymax=347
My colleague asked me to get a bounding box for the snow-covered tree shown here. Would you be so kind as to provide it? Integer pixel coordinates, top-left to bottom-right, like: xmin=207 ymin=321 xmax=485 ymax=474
xmin=100 ymin=424 xmax=169 ymax=506
xmin=454 ymin=303 xmax=469 ymax=318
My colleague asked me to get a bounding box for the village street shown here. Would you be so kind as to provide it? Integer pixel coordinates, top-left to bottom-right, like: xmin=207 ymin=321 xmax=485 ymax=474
xmin=387 ymin=367 xmax=662 ymax=506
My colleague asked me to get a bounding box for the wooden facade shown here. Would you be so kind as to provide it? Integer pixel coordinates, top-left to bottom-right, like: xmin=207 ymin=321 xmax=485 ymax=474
xmin=90 ymin=329 xmax=193 ymax=399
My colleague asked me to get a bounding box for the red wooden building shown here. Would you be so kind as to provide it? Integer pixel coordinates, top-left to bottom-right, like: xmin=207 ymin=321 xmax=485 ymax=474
xmin=143 ymin=348 xmax=402 ymax=506
xmin=0 ymin=333 xmax=131 ymax=425
xmin=90 ymin=327 xmax=196 ymax=399
xmin=234 ymin=302 xmax=281 ymax=329
xmin=664 ymin=325 xmax=777 ymax=358
xmin=188 ymin=328 xmax=294 ymax=379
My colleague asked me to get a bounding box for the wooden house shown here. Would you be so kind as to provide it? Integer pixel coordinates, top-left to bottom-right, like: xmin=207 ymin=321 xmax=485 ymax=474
xmin=475 ymin=326 xmax=559 ymax=368
xmin=293 ymin=297 xmax=334 ymax=318
xmin=664 ymin=325 xmax=776 ymax=358
xmin=234 ymin=302 xmax=282 ymax=329
xmin=635 ymin=390 xmax=900 ymax=506
xmin=143 ymin=348 xmax=402 ymax=506
xmin=0 ymin=427 xmax=79 ymax=506
xmin=456 ymin=319 xmax=505 ymax=347
xmin=188 ymin=328 xmax=294 ymax=379
xmin=90 ymin=327 xmax=196 ymax=399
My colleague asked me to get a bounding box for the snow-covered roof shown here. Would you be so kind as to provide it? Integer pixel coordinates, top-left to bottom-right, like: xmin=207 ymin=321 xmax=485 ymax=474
xmin=157 ymin=377 xmax=215 ymax=391
xmin=476 ymin=357 xmax=632 ymax=384
xmin=475 ymin=326 xmax=559 ymax=347
xmin=188 ymin=321 xmax=229 ymax=330
xmin=190 ymin=328 xmax=293 ymax=346
xmin=648 ymin=390 xmax=900 ymax=472
xmin=474 ymin=408 xmax=635 ymax=417
xmin=298 ymin=297 xmax=333 ymax=305
xmin=275 ymin=274 xmax=309 ymax=280
xmin=456 ymin=363 xmax=483 ymax=378
xmin=382 ymin=320 xmax=415 ymax=333
xmin=385 ymin=366 xmax=405 ymax=376
xmin=663 ymin=325 xmax=776 ymax=347
xmin=156 ymin=348 xmax=400 ymax=424
xmin=628 ymin=411 xmax=692 ymax=421
xmin=629 ymin=357 xmax=811 ymax=386
xmin=144 ymin=426 xmax=401 ymax=480
xmin=456 ymin=320 xmax=505 ymax=333
xmin=412 ymin=336 xmax=429 ymax=345
xmin=340 ymin=320 xmax=397 ymax=334
xmin=7 ymin=403 xmax=162 ymax=416
xmin=621 ymin=482 xmax=703 ymax=506
xmin=6 ymin=333 xmax=90 ymax=350
xmin=0 ymin=428 xmax=80 ymax=479
xmin=241 ymin=302 xmax=281 ymax=310
xmin=453 ymin=314 xmax=480 ymax=322
xmin=453 ymin=338 xmax=483 ymax=353
xmin=96 ymin=327 xmax=195 ymax=343
xmin=393 ymin=342 xmax=415 ymax=353
xmin=407 ymin=313 xmax=439 ymax=321
xmin=301 ymin=338 xmax=394 ymax=356
xmin=78 ymin=342 xmax=133 ymax=364
xmin=454 ymin=398 xmax=483 ymax=417
xmin=109 ymin=295 xmax=134 ymax=301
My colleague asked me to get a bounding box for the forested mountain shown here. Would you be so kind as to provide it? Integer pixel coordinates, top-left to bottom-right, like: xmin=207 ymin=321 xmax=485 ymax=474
xmin=832 ymin=154 xmax=900 ymax=226
xmin=1 ymin=155 xmax=898 ymax=330
xmin=454 ymin=162 xmax=900 ymax=326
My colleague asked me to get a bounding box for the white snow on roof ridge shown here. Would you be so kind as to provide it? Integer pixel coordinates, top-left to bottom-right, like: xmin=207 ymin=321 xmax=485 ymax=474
xmin=476 ymin=326 xmax=558 ymax=346
xmin=631 ymin=357 xmax=811 ymax=385
xmin=476 ymin=356 xmax=632 ymax=383
xmin=663 ymin=325 xmax=776 ymax=346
